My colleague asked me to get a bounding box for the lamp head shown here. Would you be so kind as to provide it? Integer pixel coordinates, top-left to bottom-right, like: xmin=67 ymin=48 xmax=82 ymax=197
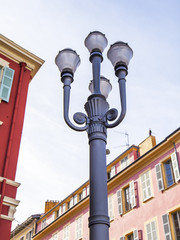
xmin=107 ymin=41 xmax=133 ymax=68
xmin=85 ymin=31 xmax=108 ymax=53
xmin=55 ymin=48 xmax=80 ymax=74
xmin=89 ymin=76 xmax=112 ymax=99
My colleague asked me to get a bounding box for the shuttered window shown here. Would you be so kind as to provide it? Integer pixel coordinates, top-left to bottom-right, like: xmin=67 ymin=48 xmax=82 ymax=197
xmin=156 ymin=152 xmax=180 ymax=191
xmin=171 ymin=152 xmax=180 ymax=182
xmin=130 ymin=181 xmax=136 ymax=208
xmin=133 ymin=229 xmax=139 ymax=240
xmin=63 ymin=225 xmax=70 ymax=240
xmin=162 ymin=214 xmax=172 ymax=240
xmin=0 ymin=66 xmax=14 ymax=102
xmin=117 ymin=181 xmax=136 ymax=215
xmin=76 ymin=216 xmax=82 ymax=240
xmin=120 ymin=229 xmax=139 ymax=240
xmin=108 ymin=195 xmax=114 ymax=221
xmin=141 ymin=170 xmax=152 ymax=201
xmin=117 ymin=189 xmax=123 ymax=215
xmin=146 ymin=221 xmax=158 ymax=240
xmin=155 ymin=163 xmax=164 ymax=191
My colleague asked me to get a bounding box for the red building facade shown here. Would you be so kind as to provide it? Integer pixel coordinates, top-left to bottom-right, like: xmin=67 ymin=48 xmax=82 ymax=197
xmin=0 ymin=34 xmax=44 ymax=239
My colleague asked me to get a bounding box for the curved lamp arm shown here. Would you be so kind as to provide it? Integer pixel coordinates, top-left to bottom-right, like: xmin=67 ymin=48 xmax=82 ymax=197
xmin=63 ymin=73 xmax=89 ymax=132
xmin=105 ymin=66 xmax=127 ymax=128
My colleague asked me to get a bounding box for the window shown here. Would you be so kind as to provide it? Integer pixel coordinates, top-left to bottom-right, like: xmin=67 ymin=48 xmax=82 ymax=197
xmin=124 ymin=186 xmax=132 ymax=212
xmin=52 ymin=233 xmax=58 ymax=240
xmin=172 ymin=210 xmax=180 ymax=239
xmin=87 ymin=185 xmax=89 ymax=195
xmin=74 ymin=194 xmax=78 ymax=205
xmin=63 ymin=225 xmax=70 ymax=240
xmin=107 ymin=165 xmax=116 ymax=180
xmin=75 ymin=216 xmax=82 ymax=240
xmin=162 ymin=214 xmax=172 ymax=240
xmin=120 ymin=229 xmax=139 ymax=240
xmin=79 ymin=192 xmax=83 ymax=201
xmin=141 ymin=170 xmax=153 ymax=201
xmin=117 ymin=181 xmax=136 ymax=215
xmin=82 ymin=188 xmax=86 ymax=199
xmin=62 ymin=203 xmax=66 ymax=214
xmin=155 ymin=152 xmax=180 ymax=191
xmin=108 ymin=195 xmax=114 ymax=221
xmin=146 ymin=220 xmax=158 ymax=240
xmin=120 ymin=156 xmax=128 ymax=170
xmin=56 ymin=208 xmax=60 ymax=218
xmin=42 ymin=219 xmax=46 ymax=229
xmin=0 ymin=62 xmax=14 ymax=102
xmin=26 ymin=230 xmax=32 ymax=240
xmin=69 ymin=197 xmax=74 ymax=208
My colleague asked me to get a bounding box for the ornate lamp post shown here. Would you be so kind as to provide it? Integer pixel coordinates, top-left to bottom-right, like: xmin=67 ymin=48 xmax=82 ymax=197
xmin=55 ymin=31 xmax=133 ymax=240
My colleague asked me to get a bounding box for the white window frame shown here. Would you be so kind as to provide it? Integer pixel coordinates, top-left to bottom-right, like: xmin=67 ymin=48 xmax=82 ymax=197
xmin=62 ymin=203 xmax=66 ymax=214
xmin=155 ymin=152 xmax=180 ymax=191
xmin=82 ymin=188 xmax=86 ymax=199
xmin=120 ymin=156 xmax=128 ymax=170
xmin=52 ymin=232 xmax=58 ymax=240
xmin=110 ymin=165 xmax=116 ymax=178
xmin=42 ymin=219 xmax=46 ymax=229
xmin=117 ymin=181 xmax=136 ymax=215
xmin=162 ymin=214 xmax=172 ymax=240
xmin=74 ymin=194 xmax=78 ymax=205
xmin=108 ymin=195 xmax=114 ymax=221
xmin=146 ymin=220 xmax=158 ymax=240
xmin=141 ymin=170 xmax=153 ymax=201
xmin=75 ymin=216 xmax=83 ymax=240
xmin=63 ymin=225 xmax=70 ymax=240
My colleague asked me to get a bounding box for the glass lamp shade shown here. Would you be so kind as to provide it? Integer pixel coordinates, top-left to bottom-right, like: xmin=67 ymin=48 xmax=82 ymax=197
xmin=55 ymin=48 xmax=80 ymax=73
xmin=89 ymin=76 xmax=112 ymax=99
xmin=107 ymin=41 xmax=133 ymax=67
xmin=85 ymin=31 xmax=108 ymax=53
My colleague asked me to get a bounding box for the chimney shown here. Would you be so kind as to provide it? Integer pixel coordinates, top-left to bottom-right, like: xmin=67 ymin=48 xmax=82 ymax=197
xmin=139 ymin=132 xmax=156 ymax=156
xmin=44 ymin=200 xmax=59 ymax=213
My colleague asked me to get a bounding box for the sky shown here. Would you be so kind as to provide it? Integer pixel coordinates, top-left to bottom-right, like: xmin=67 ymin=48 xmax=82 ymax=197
xmin=0 ymin=0 xmax=180 ymax=230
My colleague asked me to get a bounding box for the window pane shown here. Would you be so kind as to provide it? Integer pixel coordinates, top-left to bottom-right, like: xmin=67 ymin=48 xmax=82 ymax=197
xmin=164 ymin=160 xmax=174 ymax=187
xmin=124 ymin=186 xmax=132 ymax=212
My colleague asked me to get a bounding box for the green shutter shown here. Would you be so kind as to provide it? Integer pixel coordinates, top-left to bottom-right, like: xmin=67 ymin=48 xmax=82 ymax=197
xmin=0 ymin=66 xmax=14 ymax=102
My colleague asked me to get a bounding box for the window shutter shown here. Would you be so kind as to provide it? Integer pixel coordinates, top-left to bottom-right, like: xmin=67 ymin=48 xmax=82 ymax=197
xmin=141 ymin=171 xmax=152 ymax=201
xmin=120 ymin=236 xmax=125 ymax=240
xmin=133 ymin=229 xmax=139 ymax=240
xmin=155 ymin=163 xmax=164 ymax=191
xmin=130 ymin=181 xmax=136 ymax=208
xmin=110 ymin=165 xmax=116 ymax=178
xmin=108 ymin=195 xmax=114 ymax=220
xmin=117 ymin=189 xmax=123 ymax=215
xmin=162 ymin=214 xmax=172 ymax=240
xmin=171 ymin=152 xmax=180 ymax=182
xmin=0 ymin=67 xmax=14 ymax=102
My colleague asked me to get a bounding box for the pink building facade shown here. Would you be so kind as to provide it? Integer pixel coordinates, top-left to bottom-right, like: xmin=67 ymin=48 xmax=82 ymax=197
xmin=33 ymin=128 xmax=180 ymax=240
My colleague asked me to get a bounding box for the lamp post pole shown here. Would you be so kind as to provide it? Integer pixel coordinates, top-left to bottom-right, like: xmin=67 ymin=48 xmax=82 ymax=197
xmin=55 ymin=31 xmax=133 ymax=240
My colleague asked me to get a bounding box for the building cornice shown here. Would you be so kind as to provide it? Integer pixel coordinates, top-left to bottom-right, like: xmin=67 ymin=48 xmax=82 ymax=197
xmin=0 ymin=34 xmax=44 ymax=78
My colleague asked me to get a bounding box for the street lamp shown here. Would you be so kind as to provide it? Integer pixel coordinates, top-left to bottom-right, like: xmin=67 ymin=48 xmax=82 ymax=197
xmin=55 ymin=31 xmax=133 ymax=240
